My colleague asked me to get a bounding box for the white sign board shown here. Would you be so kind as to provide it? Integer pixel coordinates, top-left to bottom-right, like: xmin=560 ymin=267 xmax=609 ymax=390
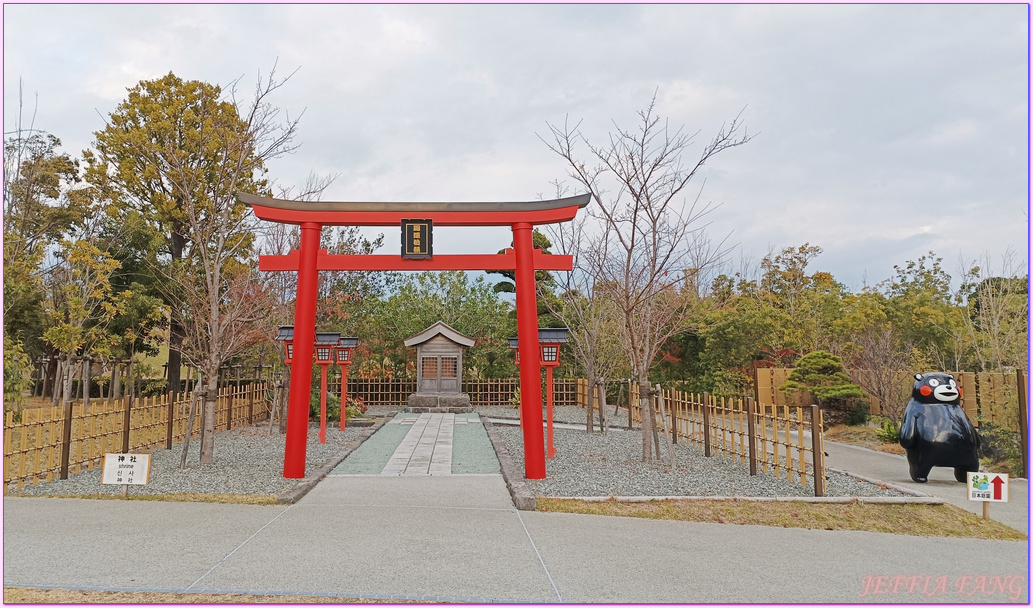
xmin=101 ymin=454 xmax=151 ymax=485
xmin=968 ymin=472 xmax=1008 ymax=502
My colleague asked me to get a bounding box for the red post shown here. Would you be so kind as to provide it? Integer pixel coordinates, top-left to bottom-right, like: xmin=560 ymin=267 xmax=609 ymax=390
xmin=284 ymin=222 xmax=321 ymax=478
xmin=546 ymin=365 xmax=555 ymax=459
xmin=513 ymin=222 xmax=546 ymax=478
xmin=319 ymin=364 xmax=328 ymax=444
xmin=339 ymin=367 xmax=349 ymax=431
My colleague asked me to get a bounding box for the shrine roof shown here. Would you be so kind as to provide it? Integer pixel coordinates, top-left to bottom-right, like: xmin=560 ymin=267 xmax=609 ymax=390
xmin=238 ymin=192 xmax=590 ymax=226
xmin=403 ymin=321 xmax=476 ymax=348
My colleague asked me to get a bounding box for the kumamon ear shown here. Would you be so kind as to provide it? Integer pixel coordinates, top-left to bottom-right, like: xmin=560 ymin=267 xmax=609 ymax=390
xmin=914 ymin=373 xmax=923 ymax=381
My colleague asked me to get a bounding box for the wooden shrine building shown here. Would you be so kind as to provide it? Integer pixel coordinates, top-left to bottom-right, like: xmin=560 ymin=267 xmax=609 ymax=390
xmin=403 ymin=321 xmax=475 ymax=412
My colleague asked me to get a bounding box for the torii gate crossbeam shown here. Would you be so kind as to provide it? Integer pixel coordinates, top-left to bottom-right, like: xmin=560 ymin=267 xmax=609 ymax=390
xmin=240 ymin=193 xmax=590 ymax=481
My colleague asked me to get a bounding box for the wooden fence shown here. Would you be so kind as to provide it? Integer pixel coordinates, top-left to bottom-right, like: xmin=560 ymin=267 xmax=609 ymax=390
xmin=4 ymin=383 xmax=272 ymax=492
xmin=755 ymin=368 xmax=1027 ymax=432
xmin=757 ymin=367 xmax=1029 ymax=479
xmin=325 ymin=377 xmax=582 ymax=408
xmin=628 ymin=384 xmax=826 ymax=496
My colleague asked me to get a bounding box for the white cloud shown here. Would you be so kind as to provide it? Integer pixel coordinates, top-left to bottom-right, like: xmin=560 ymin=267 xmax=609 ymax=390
xmin=3 ymin=4 xmax=1026 ymax=289
xmin=924 ymin=119 xmax=981 ymax=146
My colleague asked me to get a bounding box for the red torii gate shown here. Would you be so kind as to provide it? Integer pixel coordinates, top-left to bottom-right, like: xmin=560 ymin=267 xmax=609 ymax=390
xmin=239 ymin=192 xmax=590 ymax=480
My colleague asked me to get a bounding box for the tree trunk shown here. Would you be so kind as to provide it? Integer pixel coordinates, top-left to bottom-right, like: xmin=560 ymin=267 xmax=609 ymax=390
xmin=77 ymin=357 xmax=85 ymax=401
xmin=50 ymin=358 xmax=62 ymax=406
xmin=596 ymin=378 xmax=608 ymax=433
xmin=180 ymin=387 xmax=203 ymax=469
xmin=43 ymin=355 xmax=58 ymax=399
xmin=269 ymin=381 xmax=282 ymax=436
xmin=655 ymin=383 xmax=676 ymax=468
xmin=111 ymin=361 xmax=122 ymax=400
xmin=651 ymin=401 xmax=662 ymax=459
xmin=278 ymin=370 xmax=290 ymax=434
xmin=167 ymin=324 xmax=184 ymax=396
xmin=97 ymin=360 xmax=105 ymax=400
xmin=585 ymin=371 xmax=596 ymax=434
xmin=61 ymin=357 xmax=74 ymax=406
xmin=200 ymin=375 xmax=218 ymax=464
xmin=640 ymin=379 xmax=655 ymax=461
xmin=83 ymin=357 xmax=91 ymax=409
xmin=122 ymin=354 xmax=135 ymax=454
xmin=166 ymin=229 xmax=186 ymax=401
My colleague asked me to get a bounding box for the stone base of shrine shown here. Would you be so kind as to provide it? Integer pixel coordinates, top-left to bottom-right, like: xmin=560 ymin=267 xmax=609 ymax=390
xmin=405 ymin=393 xmax=474 ymax=413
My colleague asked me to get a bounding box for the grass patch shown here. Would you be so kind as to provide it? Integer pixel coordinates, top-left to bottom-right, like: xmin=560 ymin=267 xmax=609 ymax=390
xmin=826 ymin=424 xmax=906 ymax=455
xmin=3 ymin=587 xmax=425 ymax=603
xmin=8 ymin=492 xmax=279 ymax=505
xmin=536 ymin=497 xmax=1027 ymax=541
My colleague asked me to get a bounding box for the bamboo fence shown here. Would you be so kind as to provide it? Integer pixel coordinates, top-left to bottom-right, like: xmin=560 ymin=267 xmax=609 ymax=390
xmin=4 ymin=383 xmax=272 ymax=492
xmin=336 ymin=378 xmax=415 ymax=406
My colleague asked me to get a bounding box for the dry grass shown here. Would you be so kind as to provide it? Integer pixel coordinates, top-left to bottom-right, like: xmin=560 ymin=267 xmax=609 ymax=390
xmin=536 ymin=497 xmax=1027 ymax=541
xmin=6 ymin=395 xmax=59 ymax=411
xmin=825 ymin=424 xmax=906 ymax=455
xmin=8 ymin=492 xmax=279 ymax=505
xmin=3 ymin=587 xmax=425 ymax=603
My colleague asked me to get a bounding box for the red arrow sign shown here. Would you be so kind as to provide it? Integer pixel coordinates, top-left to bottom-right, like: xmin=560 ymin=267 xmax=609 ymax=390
xmin=991 ymin=475 xmax=1005 ymax=500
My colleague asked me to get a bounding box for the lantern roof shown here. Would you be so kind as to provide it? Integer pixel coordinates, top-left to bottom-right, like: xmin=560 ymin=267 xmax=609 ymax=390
xmin=508 ymin=328 xmax=570 ymax=348
xmin=275 ymin=326 xmax=294 ymax=341
xmin=337 ymin=337 xmax=359 ymax=348
xmin=538 ymin=327 xmax=570 ymax=344
xmin=315 ymin=332 xmax=341 ymax=345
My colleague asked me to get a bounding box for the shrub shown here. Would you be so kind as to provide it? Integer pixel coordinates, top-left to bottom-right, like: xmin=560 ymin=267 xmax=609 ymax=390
xmin=3 ymin=336 xmax=33 ymax=410
xmin=977 ymin=422 xmax=1023 ymax=476
xmin=780 ymin=351 xmax=865 ymax=428
xmin=309 ymin=391 xmax=341 ymax=422
xmin=844 ymin=402 xmax=871 ymax=427
xmin=142 ymin=378 xmax=168 ymax=397
xmin=872 ymin=416 xmax=900 ymax=442
xmin=344 ymin=396 xmax=367 ymax=419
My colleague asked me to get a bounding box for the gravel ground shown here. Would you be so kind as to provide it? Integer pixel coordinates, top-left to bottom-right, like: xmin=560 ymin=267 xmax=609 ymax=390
xmin=476 ymin=404 xmax=604 ymax=426
xmin=11 ymin=423 xmax=372 ymax=498
xmin=480 ymin=405 xmax=907 ymax=499
xmin=11 ymin=405 xmax=906 ymax=500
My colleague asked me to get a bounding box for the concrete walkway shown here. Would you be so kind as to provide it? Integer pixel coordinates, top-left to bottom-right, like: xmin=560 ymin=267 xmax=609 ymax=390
xmin=3 ymin=413 xmax=1029 ymax=603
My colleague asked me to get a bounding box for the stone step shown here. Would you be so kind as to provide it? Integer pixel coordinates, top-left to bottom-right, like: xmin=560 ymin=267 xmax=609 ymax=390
xmin=405 ymin=406 xmax=474 ymax=414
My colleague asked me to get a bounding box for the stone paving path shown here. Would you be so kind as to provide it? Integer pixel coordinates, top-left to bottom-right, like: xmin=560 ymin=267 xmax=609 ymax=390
xmin=382 ymin=413 xmax=456 ymax=475
xmin=332 ymin=412 xmax=494 ymax=476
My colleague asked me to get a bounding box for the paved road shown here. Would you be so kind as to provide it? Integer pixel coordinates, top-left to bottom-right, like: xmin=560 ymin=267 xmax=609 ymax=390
xmin=826 ymin=440 xmax=1029 ymax=533
xmin=3 ymin=413 xmax=1028 ymax=603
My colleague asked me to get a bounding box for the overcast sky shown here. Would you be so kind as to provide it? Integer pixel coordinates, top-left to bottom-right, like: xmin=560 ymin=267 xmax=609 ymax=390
xmin=4 ymin=4 xmax=1029 ymax=291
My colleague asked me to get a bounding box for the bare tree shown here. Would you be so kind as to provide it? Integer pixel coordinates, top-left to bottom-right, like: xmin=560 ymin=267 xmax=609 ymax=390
xmin=542 ymin=92 xmax=750 ymax=461
xmin=846 ymin=324 xmax=914 ymax=429
xmin=957 ymin=250 xmax=1029 ymax=372
xmin=123 ymin=67 xmax=306 ymax=464
xmin=544 ymin=191 xmax=627 ymax=433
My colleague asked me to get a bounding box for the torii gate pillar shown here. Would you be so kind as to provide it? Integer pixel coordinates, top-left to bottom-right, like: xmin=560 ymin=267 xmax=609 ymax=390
xmin=283 ymin=221 xmax=322 ymax=478
xmin=512 ymin=222 xmax=545 ymax=478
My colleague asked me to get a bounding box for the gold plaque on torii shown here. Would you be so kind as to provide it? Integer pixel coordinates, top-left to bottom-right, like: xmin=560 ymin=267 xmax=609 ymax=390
xmin=401 ymin=219 xmax=433 ymax=259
